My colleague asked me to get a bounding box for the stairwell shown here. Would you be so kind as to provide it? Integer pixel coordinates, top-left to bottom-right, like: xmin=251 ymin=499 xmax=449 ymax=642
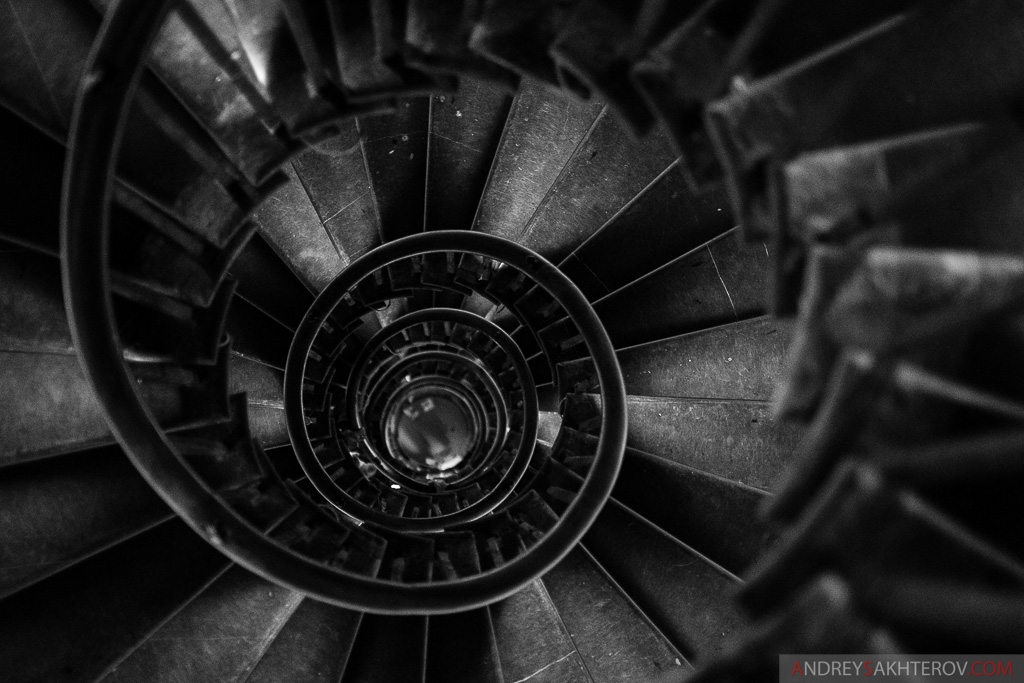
xmin=1 ymin=0 xmax=1023 ymax=682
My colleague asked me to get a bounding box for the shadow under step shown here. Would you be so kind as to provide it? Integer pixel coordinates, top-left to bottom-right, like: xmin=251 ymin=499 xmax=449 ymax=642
xmin=356 ymin=97 xmax=431 ymax=244
xmin=0 ymin=444 xmax=172 ymax=600
xmin=0 ymin=519 xmax=232 ymax=683
xmin=559 ymin=171 xmax=733 ymax=301
xmin=225 ymin=296 xmax=294 ymax=370
xmin=342 ymin=614 xmax=428 ymax=683
xmin=229 ymin=233 xmax=316 ymax=331
xmin=557 ymin=421 xmax=777 ymax=574
xmin=615 ymin=446 xmax=777 ymax=574
xmin=515 ymin=105 xmax=678 ymax=265
xmin=426 ymin=608 xmax=503 ymax=683
xmin=593 ymin=227 xmax=771 ymax=350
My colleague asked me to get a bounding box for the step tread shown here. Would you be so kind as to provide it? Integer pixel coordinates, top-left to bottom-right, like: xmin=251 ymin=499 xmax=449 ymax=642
xmin=581 ymin=495 xmax=743 ymax=663
xmin=489 ymin=579 xmax=591 ymax=683
xmin=356 ymin=97 xmax=431 ymax=244
xmin=229 ymin=233 xmax=315 ymax=330
xmin=0 ymin=350 xmax=231 ymax=466
xmin=557 ymin=316 xmax=792 ymax=401
xmin=229 ymin=355 xmax=285 ymax=407
xmin=593 ymin=228 xmax=771 ymax=349
xmin=473 ymin=78 xmax=603 ymax=241
xmin=616 ymin=316 xmax=791 ymax=400
xmin=517 ymin=108 xmax=678 ymax=264
xmin=100 ymin=565 xmax=302 ymax=683
xmin=229 ymin=355 xmax=289 ymax=449
xmin=245 ymin=598 xmax=362 ymax=683
xmin=615 ymin=446 xmax=775 ymax=573
xmin=0 ymin=247 xmax=75 ymax=355
xmin=622 ymin=393 xmax=800 ymax=491
xmin=560 ymin=172 xmax=733 ymax=300
xmin=246 ymin=404 xmax=290 ymax=449
xmin=425 ymin=80 xmax=514 ymax=232
xmin=291 ymin=124 xmax=382 ymax=264
xmin=542 ymin=545 xmax=690 ymax=680
xmin=93 ymin=0 xmax=292 ymax=184
xmin=252 ymin=165 xmax=347 ymax=292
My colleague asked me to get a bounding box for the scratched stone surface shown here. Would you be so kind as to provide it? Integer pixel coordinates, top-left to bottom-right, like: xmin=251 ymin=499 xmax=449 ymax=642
xmin=251 ymin=165 xmax=347 ymax=292
xmin=489 ymin=580 xmax=591 ymax=683
xmin=357 ymin=98 xmax=431 ymax=243
xmin=583 ymin=499 xmax=744 ymax=662
xmin=543 ymin=546 xmax=690 ymax=680
xmin=517 ymin=108 xmax=678 ymax=265
xmin=623 ymin=396 xmax=799 ymax=491
xmin=425 ymin=80 xmax=513 ymax=232
xmin=557 ymin=316 xmax=792 ymax=401
xmin=570 ymin=392 xmax=798 ymax=491
xmin=292 ymin=119 xmax=380 ymax=265
xmin=473 ymin=78 xmax=603 ymax=242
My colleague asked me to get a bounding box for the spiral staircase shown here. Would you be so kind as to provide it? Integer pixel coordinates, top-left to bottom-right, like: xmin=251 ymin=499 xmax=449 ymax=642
xmin=2 ymin=0 xmax=1024 ymax=681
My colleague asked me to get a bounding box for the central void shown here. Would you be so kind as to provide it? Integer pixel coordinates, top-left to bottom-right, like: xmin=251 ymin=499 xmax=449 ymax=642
xmin=387 ymin=388 xmax=479 ymax=473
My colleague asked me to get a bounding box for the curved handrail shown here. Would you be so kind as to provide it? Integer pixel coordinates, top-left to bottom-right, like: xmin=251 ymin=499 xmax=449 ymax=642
xmin=62 ymin=0 xmax=627 ymax=613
